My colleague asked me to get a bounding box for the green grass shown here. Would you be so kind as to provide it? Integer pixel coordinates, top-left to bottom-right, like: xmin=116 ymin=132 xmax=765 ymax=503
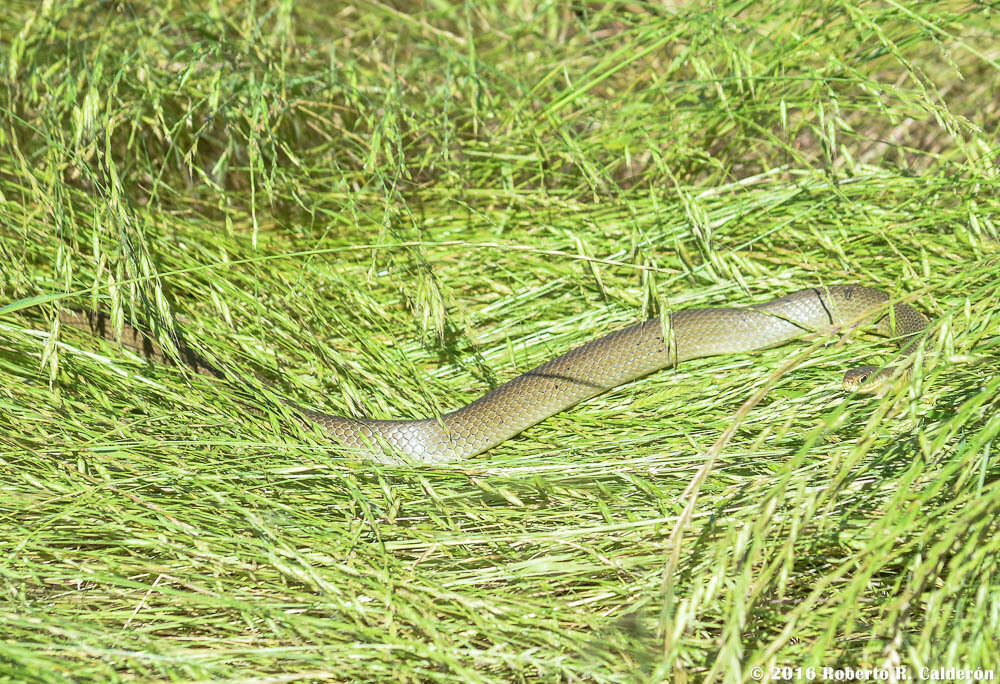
xmin=2 ymin=1 xmax=999 ymax=681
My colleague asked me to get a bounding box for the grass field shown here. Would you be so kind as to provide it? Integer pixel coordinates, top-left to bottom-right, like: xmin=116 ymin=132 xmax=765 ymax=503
xmin=2 ymin=1 xmax=999 ymax=681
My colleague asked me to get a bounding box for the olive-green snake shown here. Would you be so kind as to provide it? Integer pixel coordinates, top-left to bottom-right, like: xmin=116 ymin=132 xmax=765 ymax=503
xmin=60 ymin=285 xmax=927 ymax=464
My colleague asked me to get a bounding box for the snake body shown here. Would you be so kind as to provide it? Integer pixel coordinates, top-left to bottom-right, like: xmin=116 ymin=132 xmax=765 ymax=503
xmin=59 ymin=285 xmax=926 ymax=464
xmin=295 ymin=285 xmax=927 ymax=463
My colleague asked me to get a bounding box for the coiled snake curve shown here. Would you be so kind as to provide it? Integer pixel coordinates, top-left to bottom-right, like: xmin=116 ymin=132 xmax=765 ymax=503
xmin=61 ymin=285 xmax=927 ymax=464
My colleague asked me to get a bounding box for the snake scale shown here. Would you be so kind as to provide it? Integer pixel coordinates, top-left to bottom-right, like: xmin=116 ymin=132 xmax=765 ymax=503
xmin=60 ymin=285 xmax=927 ymax=464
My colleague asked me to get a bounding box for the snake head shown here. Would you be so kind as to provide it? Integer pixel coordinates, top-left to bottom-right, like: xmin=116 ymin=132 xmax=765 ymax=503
xmin=842 ymin=364 xmax=894 ymax=394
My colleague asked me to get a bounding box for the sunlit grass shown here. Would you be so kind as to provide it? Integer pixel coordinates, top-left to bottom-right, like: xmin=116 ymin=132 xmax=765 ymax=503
xmin=1 ymin=1 xmax=999 ymax=681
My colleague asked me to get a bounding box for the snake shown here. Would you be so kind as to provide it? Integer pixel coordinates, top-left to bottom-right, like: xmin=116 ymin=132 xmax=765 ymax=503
xmin=60 ymin=285 xmax=927 ymax=464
